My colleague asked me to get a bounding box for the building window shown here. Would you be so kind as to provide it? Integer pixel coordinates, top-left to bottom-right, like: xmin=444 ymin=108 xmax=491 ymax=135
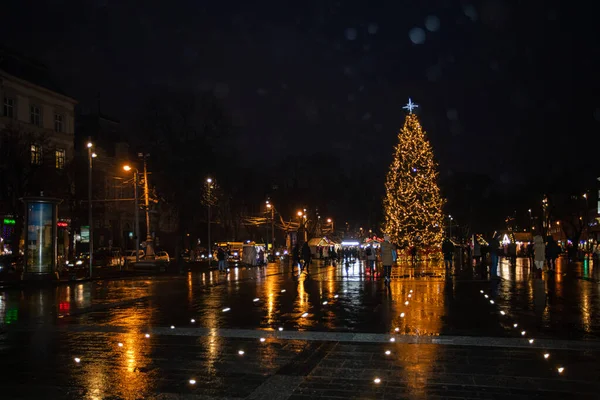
xmin=54 ymin=113 xmax=63 ymax=132
xmin=3 ymin=97 xmax=15 ymax=118
xmin=31 ymin=144 xmax=42 ymax=165
xmin=30 ymin=105 xmax=41 ymax=126
xmin=55 ymin=148 xmax=65 ymax=169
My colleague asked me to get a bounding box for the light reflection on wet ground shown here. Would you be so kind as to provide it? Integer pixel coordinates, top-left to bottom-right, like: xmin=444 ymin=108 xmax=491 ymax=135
xmin=1 ymin=257 xmax=600 ymax=398
xmin=0 ymin=256 xmax=599 ymax=340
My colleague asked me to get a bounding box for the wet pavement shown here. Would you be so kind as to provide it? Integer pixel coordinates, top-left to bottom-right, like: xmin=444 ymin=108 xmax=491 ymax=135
xmin=1 ymin=256 xmax=599 ymax=399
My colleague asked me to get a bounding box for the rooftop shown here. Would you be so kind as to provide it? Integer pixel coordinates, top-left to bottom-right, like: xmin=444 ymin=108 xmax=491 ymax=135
xmin=0 ymin=46 xmax=69 ymax=97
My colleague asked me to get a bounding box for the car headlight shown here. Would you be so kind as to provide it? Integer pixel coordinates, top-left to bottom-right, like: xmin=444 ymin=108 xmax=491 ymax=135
xmin=76 ymin=260 xmax=83 ymax=265
xmin=233 ymin=252 xmax=238 ymax=256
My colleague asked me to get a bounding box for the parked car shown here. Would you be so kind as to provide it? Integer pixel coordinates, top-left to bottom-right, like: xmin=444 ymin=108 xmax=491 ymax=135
xmin=125 ymin=250 xmax=145 ymax=263
xmin=65 ymin=254 xmax=88 ymax=269
xmin=0 ymin=254 xmax=23 ymax=273
xmin=94 ymin=248 xmax=125 ymax=267
xmin=155 ymin=251 xmax=170 ymax=262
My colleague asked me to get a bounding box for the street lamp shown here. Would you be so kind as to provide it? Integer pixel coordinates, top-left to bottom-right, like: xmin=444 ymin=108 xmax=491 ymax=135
xmin=266 ymin=201 xmax=275 ymax=257
xmin=137 ymin=153 xmax=154 ymax=259
xmin=327 ymin=218 xmax=334 ymax=234
xmin=123 ymin=165 xmax=140 ymax=263
xmin=528 ymin=209 xmax=533 ymax=232
xmin=296 ymin=211 xmax=305 ymax=243
xmin=206 ymin=177 xmax=213 ymax=263
xmin=302 ymin=214 xmax=307 ymax=242
xmin=87 ymin=142 xmax=97 ymax=278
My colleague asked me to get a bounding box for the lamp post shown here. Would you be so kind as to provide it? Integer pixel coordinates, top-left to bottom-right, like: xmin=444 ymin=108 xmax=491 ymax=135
xmin=302 ymin=208 xmax=308 ymax=241
xmin=87 ymin=142 xmax=97 ymax=278
xmin=542 ymin=196 xmax=548 ymax=236
xmin=123 ymin=165 xmax=140 ymax=263
xmin=303 ymin=215 xmax=308 ymax=242
xmin=528 ymin=209 xmax=533 ymax=232
xmin=206 ymin=177 xmax=212 ymax=263
xmin=266 ymin=201 xmax=275 ymax=257
xmin=448 ymin=215 xmax=453 ymax=238
xmin=297 ymin=211 xmax=303 ymax=244
xmin=327 ymin=218 xmax=334 ymax=234
xmin=139 ymin=153 xmax=154 ymax=258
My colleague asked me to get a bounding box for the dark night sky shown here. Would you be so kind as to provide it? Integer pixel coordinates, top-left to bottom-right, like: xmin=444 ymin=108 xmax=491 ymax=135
xmin=2 ymin=1 xmax=599 ymax=211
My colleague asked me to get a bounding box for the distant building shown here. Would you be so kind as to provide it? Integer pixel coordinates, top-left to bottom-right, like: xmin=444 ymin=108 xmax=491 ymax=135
xmin=0 ymin=47 xmax=77 ymax=256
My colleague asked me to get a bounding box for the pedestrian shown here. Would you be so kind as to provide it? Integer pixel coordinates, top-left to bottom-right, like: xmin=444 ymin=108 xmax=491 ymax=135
xmin=380 ymin=235 xmax=396 ymax=285
xmin=488 ymin=234 xmax=501 ymax=280
xmin=366 ymin=244 xmax=376 ymax=271
xmin=410 ymin=245 xmax=417 ymax=265
xmin=301 ymin=241 xmax=312 ymax=273
xmin=258 ymin=248 xmax=265 ymax=266
xmin=217 ymin=247 xmax=226 ymax=272
xmin=508 ymin=242 xmax=517 ymax=266
xmin=546 ymin=236 xmax=560 ymax=271
xmin=527 ymin=242 xmax=535 ymax=269
xmin=533 ymin=234 xmax=546 ymax=277
xmin=473 ymin=240 xmax=481 ymax=266
xmin=442 ymin=238 xmax=455 ymax=270
xmin=292 ymin=242 xmax=301 ymax=273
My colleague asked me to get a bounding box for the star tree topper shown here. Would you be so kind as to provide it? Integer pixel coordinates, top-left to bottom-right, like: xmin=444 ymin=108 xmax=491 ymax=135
xmin=403 ymin=98 xmax=419 ymax=114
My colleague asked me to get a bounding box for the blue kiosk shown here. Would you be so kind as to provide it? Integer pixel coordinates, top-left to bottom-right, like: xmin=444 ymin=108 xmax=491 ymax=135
xmin=22 ymin=196 xmax=61 ymax=281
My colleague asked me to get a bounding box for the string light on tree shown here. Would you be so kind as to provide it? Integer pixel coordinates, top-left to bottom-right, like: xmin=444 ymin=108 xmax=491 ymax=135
xmin=383 ymin=99 xmax=444 ymax=249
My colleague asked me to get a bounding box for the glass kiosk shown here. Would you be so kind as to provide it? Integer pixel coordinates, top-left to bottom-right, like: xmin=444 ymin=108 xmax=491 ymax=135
xmin=22 ymin=196 xmax=61 ymax=281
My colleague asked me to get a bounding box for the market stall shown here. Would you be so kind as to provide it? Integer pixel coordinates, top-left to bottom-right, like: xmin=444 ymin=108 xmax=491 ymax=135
xmin=308 ymin=237 xmax=340 ymax=258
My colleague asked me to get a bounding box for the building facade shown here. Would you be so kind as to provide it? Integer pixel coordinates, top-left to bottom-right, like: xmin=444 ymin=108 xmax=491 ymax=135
xmin=0 ymin=48 xmax=77 ymax=257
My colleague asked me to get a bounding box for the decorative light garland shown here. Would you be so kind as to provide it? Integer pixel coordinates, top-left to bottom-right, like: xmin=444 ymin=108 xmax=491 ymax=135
xmin=479 ymin=288 xmax=566 ymax=375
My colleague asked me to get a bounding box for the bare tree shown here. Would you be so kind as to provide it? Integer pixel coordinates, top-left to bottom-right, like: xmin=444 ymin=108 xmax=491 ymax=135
xmin=136 ymin=89 xmax=232 ymax=256
xmin=0 ymin=125 xmax=73 ymax=254
xmin=549 ymin=193 xmax=589 ymax=253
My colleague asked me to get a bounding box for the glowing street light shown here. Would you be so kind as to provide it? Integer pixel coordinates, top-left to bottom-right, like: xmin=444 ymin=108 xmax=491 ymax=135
xmin=87 ymin=141 xmax=96 ymax=277
xmin=297 ymin=210 xmax=307 ymax=241
xmin=123 ymin=165 xmax=141 ymax=262
xmin=266 ymin=200 xmax=275 ymax=256
xmin=206 ymin=177 xmax=213 ymax=262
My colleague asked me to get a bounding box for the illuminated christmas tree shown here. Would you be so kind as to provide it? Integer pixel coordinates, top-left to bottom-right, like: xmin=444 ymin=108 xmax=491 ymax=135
xmin=383 ymin=99 xmax=444 ymax=249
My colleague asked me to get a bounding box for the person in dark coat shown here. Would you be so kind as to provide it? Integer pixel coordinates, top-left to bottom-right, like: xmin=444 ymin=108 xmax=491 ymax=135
xmin=292 ymin=243 xmax=301 ymax=274
xmin=546 ymin=236 xmax=561 ymax=271
xmin=488 ymin=235 xmax=501 ymax=279
xmin=301 ymin=242 xmax=312 ymax=272
xmin=442 ymin=238 xmax=455 ymax=270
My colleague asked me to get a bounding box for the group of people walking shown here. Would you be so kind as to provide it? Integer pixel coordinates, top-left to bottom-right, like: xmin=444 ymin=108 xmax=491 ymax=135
xmin=441 ymin=233 xmax=563 ymax=280
xmin=291 ymin=236 xmax=398 ymax=286
xmin=532 ymin=234 xmax=561 ymax=275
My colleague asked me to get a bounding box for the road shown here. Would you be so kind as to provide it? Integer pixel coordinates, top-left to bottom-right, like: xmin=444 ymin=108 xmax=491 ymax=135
xmin=0 ymin=257 xmax=599 ymax=399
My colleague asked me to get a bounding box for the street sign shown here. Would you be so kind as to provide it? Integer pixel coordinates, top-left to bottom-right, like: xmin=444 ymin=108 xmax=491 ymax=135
xmin=80 ymin=226 xmax=90 ymax=243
